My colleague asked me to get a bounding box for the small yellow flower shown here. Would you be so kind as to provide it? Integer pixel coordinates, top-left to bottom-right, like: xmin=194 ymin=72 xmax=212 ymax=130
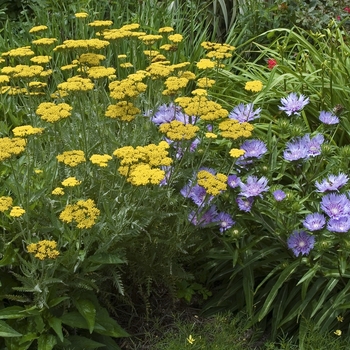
xmin=205 ymin=132 xmax=217 ymax=139
xmin=52 ymin=187 xmax=65 ymax=195
xmin=0 ymin=196 xmax=13 ymax=212
xmin=187 ymin=334 xmax=195 ymax=344
xmin=229 ymin=148 xmax=246 ymax=158
xmin=9 ymin=206 xmax=25 ymax=217
xmin=245 ymin=80 xmax=263 ymax=93
xmin=29 ymin=25 xmax=48 ymax=33
xmin=334 ymin=330 xmax=342 ymax=336
xmin=34 ymin=169 xmax=43 ymax=174
xmin=61 ymin=177 xmax=82 ymax=187
xmin=75 ymin=12 xmax=89 ymax=18
xmin=337 ymin=316 xmax=344 ymax=322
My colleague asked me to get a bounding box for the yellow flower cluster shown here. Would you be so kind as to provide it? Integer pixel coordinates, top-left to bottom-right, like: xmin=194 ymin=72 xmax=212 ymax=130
xmin=88 ymin=20 xmax=113 ymax=28
xmin=29 ymin=25 xmax=48 ymax=34
xmin=30 ymin=55 xmax=51 ymax=65
xmin=0 ymin=75 xmax=10 ymax=85
xmin=201 ymin=41 xmax=235 ymax=60
xmin=162 ymin=76 xmax=189 ymax=95
xmin=27 ymin=240 xmax=60 ymax=260
xmin=146 ymin=62 xmax=174 ymax=79
xmin=52 ymin=187 xmax=64 ymax=195
xmin=87 ymin=66 xmax=116 ymax=79
xmin=12 ymin=125 xmax=44 ymax=137
xmin=196 ymin=77 xmax=215 ymax=88
xmin=101 ymin=25 xmax=143 ymax=41
xmin=54 ymin=39 xmax=110 ymax=51
xmin=139 ymin=34 xmax=163 ymax=45
xmin=57 ymin=76 xmax=94 ymax=93
xmin=32 ymin=38 xmax=57 ymax=46
xmin=196 ymin=59 xmax=215 ymax=70
xmin=0 ymin=196 xmax=13 ymax=212
xmin=90 ymin=154 xmax=112 ymax=167
xmin=245 ymin=80 xmax=263 ymax=92
xmin=159 ymin=27 xmax=174 ymax=33
xmin=59 ymin=199 xmax=100 ymax=229
xmin=1 ymin=46 xmax=34 ymax=58
xmin=10 ymin=206 xmax=26 ymax=217
xmin=168 ymin=34 xmax=183 ymax=43
xmin=75 ymin=12 xmax=89 ymax=18
xmin=219 ymin=119 xmax=254 ymax=139
xmin=229 ymin=148 xmax=246 ymax=158
xmin=78 ymin=53 xmax=105 ymax=66
xmin=56 ymin=150 xmax=86 ymax=167
xmin=61 ymin=177 xmax=82 ymax=187
xmin=0 ymin=137 xmax=26 ymax=161
xmin=175 ymin=96 xmax=228 ymax=121
xmin=36 ymin=102 xmax=72 ymax=123
xmin=159 ymin=120 xmax=199 ymax=140
xmin=1 ymin=65 xmax=44 ymax=79
xmin=197 ymin=170 xmax=227 ymax=195
xmin=113 ymin=141 xmax=172 ymax=185
xmin=105 ymin=101 xmax=140 ymax=121
xmin=109 ymin=76 xmax=147 ymax=100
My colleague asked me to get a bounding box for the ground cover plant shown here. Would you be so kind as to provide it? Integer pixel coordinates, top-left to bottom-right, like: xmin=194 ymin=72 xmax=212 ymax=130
xmin=0 ymin=1 xmax=350 ymax=349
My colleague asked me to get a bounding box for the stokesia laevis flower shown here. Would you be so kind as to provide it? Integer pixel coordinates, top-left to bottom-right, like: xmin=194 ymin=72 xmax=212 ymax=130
xmin=188 ymin=205 xmax=218 ymax=227
xmin=227 ymin=174 xmax=240 ymax=189
xmin=327 ymin=216 xmax=350 ymax=233
xmin=315 ymin=173 xmax=348 ymax=192
xmin=239 ymin=139 xmax=267 ymax=159
xmin=273 ymin=189 xmax=286 ymax=201
xmin=283 ymin=137 xmax=309 ymax=161
xmin=150 ymin=103 xmax=188 ymax=125
xmin=228 ymin=103 xmax=261 ymax=123
xmin=239 ymin=176 xmax=269 ymax=198
xmin=215 ymin=212 xmax=235 ymax=233
xmin=303 ymin=213 xmax=326 ymax=231
xmin=319 ymin=111 xmax=339 ymax=125
xmin=304 ymin=134 xmax=324 ymax=157
xmin=287 ymin=230 xmax=315 ymax=257
xmin=279 ymin=93 xmax=309 ymax=116
xmin=236 ymin=196 xmax=254 ymax=212
xmin=320 ymin=193 xmax=350 ymax=219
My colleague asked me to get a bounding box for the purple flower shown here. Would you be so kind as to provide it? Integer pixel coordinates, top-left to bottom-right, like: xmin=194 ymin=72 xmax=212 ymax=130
xmin=159 ymin=166 xmax=172 ymax=186
xmin=320 ymin=193 xmax=350 ymax=219
xmin=236 ymin=196 xmax=254 ymax=212
xmin=227 ymin=174 xmax=241 ymax=189
xmin=151 ymin=103 xmax=189 ymax=125
xmin=239 ymin=176 xmax=269 ymax=198
xmin=181 ymin=183 xmax=213 ymax=206
xmin=304 ymin=134 xmax=324 ymax=157
xmin=240 ymin=139 xmax=267 ymax=159
xmin=228 ymin=103 xmax=261 ymax=123
xmin=215 ymin=212 xmax=235 ymax=232
xmin=279 ymin=93 xmax=310 ymax=116
xmin=287 ymin=230 xmax=315 ymax=257
xmin=188 ymin=206 xmax=218 ymax=227
xmin=327 ymin=217 xmax=350 ymax=233
xmin=273 ymin=189 xmax=286 ymax=201
xmin=283 ymin=137 xmax=309 ymax=161
xmin=303 ymin=213 xmax=326 ymax=231
xmin=171 ymin=137 xmax=200 ymax=158
xmin=319 ymin=111 xmax=339 ymax=125
xmin=315 ymin=173 xmax=348 ymax=192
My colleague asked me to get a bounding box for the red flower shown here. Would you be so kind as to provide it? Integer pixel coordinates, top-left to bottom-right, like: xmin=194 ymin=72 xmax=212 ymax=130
xmin=267 ymin=58 xmax=277 ymax=70
xmin=344 ymin=7 xmax=350 ymax=14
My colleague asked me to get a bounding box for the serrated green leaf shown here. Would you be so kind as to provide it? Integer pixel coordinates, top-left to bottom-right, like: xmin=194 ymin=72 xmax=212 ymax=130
xmin=61 ymin=312 xmax=89 ymax=330
xmin=75 ymin=299 xmax=96 ymax=334
xmin=48 ymin=317 xmax=63 ymax=342
xmin=95 ymin=308 xmax=129 ymax=338
xmin=47 ymin=296 xmax=70 ymax=308
xmin=0 ymin=320 xmax=22 ymax=337
xmin=37 ymin=334 xmax=57 ymax=350
xmin=0 ymin=306 xmax=25 ymax=319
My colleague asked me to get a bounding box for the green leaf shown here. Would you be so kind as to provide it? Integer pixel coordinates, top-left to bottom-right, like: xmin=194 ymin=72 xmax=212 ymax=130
xmin=61 ymin=312 xmax=89 ymax=330
xmin=0 ymin=320 xmax=22 ymax=337
xmin=94 ymin=308 xmax=129 ymax=338
xmin=47 ymin=317 xmax=63 ymax=342
xmin=87 ymin=253 xmax=125 ymax=266
xmin=37 ymin=334 xmax=57 ymax=350
xmin=0 ymin=306 xmax=25 ymax=319
xmin=258 ymin=260 xmax=299 ymax=322
xmin=66 ymin=335 xmax=106 ymax=349
xmin=47 ymin=296 xmax=70 ymax=308
xmin=0 ymin=244 xmax=18 ymax=267
xmin=74 ymin=299 xmax=96 ymax=334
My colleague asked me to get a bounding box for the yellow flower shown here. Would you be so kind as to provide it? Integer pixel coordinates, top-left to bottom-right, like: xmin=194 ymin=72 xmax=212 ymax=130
xmin=61 ymin=177 xmax=82 ymax=187
xmin=36 ymin=102 xmax=72 ymax=123
xmin=52 ymin=187 xmax=64 ymax=195
xmin=0 ymin=196 xmax=13 ymax=212
xmin=162 ymin=76 xmax=188 ymax=95
xmin=138 ymin=34 xmax=163 ymax=45
xmin=90 ymin=154 xmax=112 ymax=167
xmin=334 ymin=330 xmax=342 ymax=336
xmin=337 ymin=316 xmax=344 ymax=322
xmin=12 ymin=125 xmax=44 ymax=137
xmin=196 ymin=59 xmax=215 ymax=70
xmin=205 ymin=132 xmax=217 ymax=139
xmin=120 ymin=62 xmax=133 ymax=68
xmin=87 ymin=66 xmax=116 ymax=79
xmin=29 ymin=25 xmax=48 ymax=33
xmin=146 ymin=62 xmax=174 ymax=79
xmin=88 ymin=20 xmax=113 ymax=28
xmin=59 ymin=199 xmax=100 ymax=229
xmin=1 ymin=46 xmax=34 ymax=58
xmin=229 ymin=148 xmax=246 ymax=158
xmin=0 ymin=137 xmax=26 ymax=161
xmin=57 ymin=76 xmax=94 ymax=93
xmin=197 ymin=170 xmax=227 ymax=195
xmin=32 ymin=38 xmax=57 ymax=46
xmin=9 ymin=206 xmax=25 ymax=217
xmin=34 ymin=169 xmax=43 ymax=174
xmin=197 ymin=77 xmax=215 ymax=88
xmin=159 ymin=27 xmax=174 ymax=33
xmin=27 ymin=240 xmax=60 ymax=260
xmin=159 ymin=121 xmax=199 ymax=140
xmin=245 ymin=80 xmax=263 ymax=93
xmin=127 ymin=163 xmax=165 ymax=186
xmin=219 ymin=119 xmax=254 ymax=140
xmin=187 ymin=335 xmax=195 ymax=344
xmin=0 ymin=75 xmax=10 ymax=85
xmin=168 ymin=34 xmax=183 ymax=43
xmin=191 ymin=89 xmax=207 ymax=96
xmin=75 ymin=12 xmax=89 ymax=18
xmin=79 ymin=53 xmax=106 ymax=66
xmin=2 ymin=65 xmax=43 ymax=79
xmin=56 ymin=150 xmax=86 ymax=167
xmin=105 ymin=101 xmax=140 ymax=121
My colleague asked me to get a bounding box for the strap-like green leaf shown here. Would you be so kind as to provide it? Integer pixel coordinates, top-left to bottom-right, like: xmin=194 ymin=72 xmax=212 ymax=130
xmin=0 ymin=320 xmax=22 ymax=337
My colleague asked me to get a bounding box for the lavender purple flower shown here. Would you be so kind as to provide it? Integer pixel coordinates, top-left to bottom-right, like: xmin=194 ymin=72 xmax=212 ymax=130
xmin=283 ymin=137 xmax=309 ymax=161
xmin=315 ymin=173 xmax=348 ymax=192
xmin=303 ymin=213 xmax=326 ymax=231
xmin=320 ymin=193 xmax=350 ymax=219
xmin=188 ymin=205 xmax=218 ymax=227
xmin=319 ymin=111 xmax=339 ymax=125
xmin=304 ymin=134 xmax=324 ymax=157
xmin=236 ymin=196 xmax=254 ymax=212
xmin=239 ymin=139 xmax=267 ymax=159
xmin=227 ymin=174 xmax=240 ymax=189
xmin=287 ymin=230 xmax=315 ymax=257
xmin=228 ymin=103 xmax=261 ymax=123
xmin=327 ymin=217 xmax=350 ymax=233
xmin=273 ymin=189 xmax=286 ymax=201
xmin=151 ymin=103 xmax=191 ymax=125
xmin=216 ymin=212 xmax=235 ymax=233
xmin=239 ymin=176 xmax=269 ymax=198
xmin=279 ymin=93 xmax=310 ymax=116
